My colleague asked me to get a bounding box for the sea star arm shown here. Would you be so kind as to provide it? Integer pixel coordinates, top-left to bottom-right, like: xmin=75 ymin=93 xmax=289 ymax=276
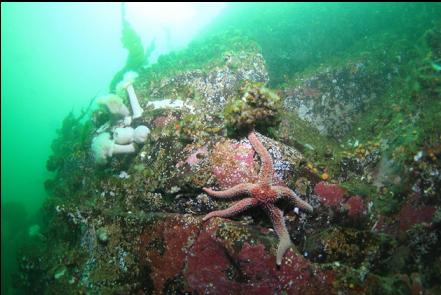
xmin=273 ymin=185 xmax=314 ymax=213
xmin=202 ymin=198 xmax=259 ymax=221
xmin=263 ymin=203 xmax=292 ymax=266
xmin=248 ymin=131 xmax=274 ymax=184
xmin=203 ymin=183 xmax=256 ymax=199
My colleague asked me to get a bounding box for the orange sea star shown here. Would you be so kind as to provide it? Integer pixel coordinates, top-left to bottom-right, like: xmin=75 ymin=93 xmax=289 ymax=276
xmin=203 ymin=131 xmax=313 ymax=265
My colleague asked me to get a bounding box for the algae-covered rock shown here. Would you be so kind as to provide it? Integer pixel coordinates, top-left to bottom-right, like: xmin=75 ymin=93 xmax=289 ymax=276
xmin=135 ymin=32 xmax=269 ymax=112
xmin=224 ymin=83 xmax=283 ymax=136
xmin=282 ymin=56 xmax=397 ymax=140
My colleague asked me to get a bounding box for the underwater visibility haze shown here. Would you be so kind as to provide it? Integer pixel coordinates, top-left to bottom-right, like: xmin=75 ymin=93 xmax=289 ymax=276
xmin=1 ymin=2 xmax=441 ymax=294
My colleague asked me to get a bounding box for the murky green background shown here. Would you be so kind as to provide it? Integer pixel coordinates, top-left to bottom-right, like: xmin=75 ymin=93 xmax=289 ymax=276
xmin=1 ymin=3 xmax=224 ymax=293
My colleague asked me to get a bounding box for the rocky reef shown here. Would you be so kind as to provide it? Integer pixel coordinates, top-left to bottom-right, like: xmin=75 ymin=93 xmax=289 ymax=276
xmin=13 ymin=17 xmax=441 ymax=295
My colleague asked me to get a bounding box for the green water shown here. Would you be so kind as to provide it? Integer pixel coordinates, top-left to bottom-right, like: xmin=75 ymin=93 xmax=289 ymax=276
xmin=1 ymin=3 xmax=224 ymax=293
xmin=1 ymin=4 xmax=122 ymax=292
xmin=2 ymin=2 xmax=440 ymax=294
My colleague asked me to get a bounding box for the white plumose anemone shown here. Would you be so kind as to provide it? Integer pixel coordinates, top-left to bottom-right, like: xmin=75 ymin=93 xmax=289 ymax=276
xmin=113 ymin=127 xmax=135 ymax=145
xmin=97 ymin=94 xmax=130 ymax=117
xmin=117 ymin=71 xmax=143 ymax=119
xmin=133 ymin=125 xmax=150 ymax=143
xmin=91 ymin=132 xmax=136 ymax=164
xmin=112 ymin=125 xmax=150 ymax=145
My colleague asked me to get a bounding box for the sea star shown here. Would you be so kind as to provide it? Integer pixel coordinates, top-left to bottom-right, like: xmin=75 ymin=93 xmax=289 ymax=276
xmin=203 ymin=131 xmax=313 ymax=265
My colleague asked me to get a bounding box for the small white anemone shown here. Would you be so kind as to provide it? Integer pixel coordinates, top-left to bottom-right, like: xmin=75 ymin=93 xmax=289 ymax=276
xmin=113 ymin=127 xmax=135 ymax=145
xmin=117 ymin=71 xmax=143 ymax=119
xmin=91 ymin=132 xmax=136 ymax=164
xmin=97 ymin=94 xmax=130 ymax=117
xmin=134 ymin=125 xmax=150 ymax=143
xmin=113 ymin=125 xmax=150 ymax=144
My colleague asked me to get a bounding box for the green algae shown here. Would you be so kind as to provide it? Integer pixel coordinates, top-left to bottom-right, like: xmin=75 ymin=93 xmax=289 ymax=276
xmin=109 ymin=19 xmax=150 ymax=92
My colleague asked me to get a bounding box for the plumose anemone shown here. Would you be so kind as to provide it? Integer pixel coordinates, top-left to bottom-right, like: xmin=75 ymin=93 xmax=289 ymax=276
xmin=91 ymin=132 xmax=135 ymax=164
xmin=117 ymin=71 xmax=143 ymax=119
xmin=98 ymin=94 xmax=130 ymax=118
xmin=113 ymin=125 xmax=150 ymax=144
xmin=113 ymin=127 xmax=135 ymax=144
xmin=133 ymin=125 xmax=150 ymax=143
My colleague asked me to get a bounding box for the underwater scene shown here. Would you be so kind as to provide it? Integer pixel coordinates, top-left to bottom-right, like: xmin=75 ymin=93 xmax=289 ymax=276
xmin=2 ymin=2 xmax=441 ymax=294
